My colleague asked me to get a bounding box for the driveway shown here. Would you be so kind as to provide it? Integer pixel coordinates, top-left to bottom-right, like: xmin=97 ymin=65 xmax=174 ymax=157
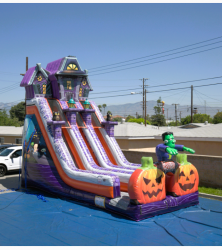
xmin=0 ymin=171 xmax=21 ymax=194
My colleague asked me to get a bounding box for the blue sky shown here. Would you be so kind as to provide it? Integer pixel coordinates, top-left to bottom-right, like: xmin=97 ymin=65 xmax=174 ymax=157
xmin=1 ymin=3 xmax=222 ymax=115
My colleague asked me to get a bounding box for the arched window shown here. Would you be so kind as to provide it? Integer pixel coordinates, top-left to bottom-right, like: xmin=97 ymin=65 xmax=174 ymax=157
xmin=66 ymin=64 xmax=78 ymax=71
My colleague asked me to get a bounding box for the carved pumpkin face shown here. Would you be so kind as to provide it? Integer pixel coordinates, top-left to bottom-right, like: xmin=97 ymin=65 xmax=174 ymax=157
xmin=128 ymin=157 xmax=166 ymax=204
xmin=141 ymin=168 xmax=165 ymax=202
xmin=178 ymin=165 xmax=197 ymax=191
xmin=166 ymin=164 xmax=199 ymax=196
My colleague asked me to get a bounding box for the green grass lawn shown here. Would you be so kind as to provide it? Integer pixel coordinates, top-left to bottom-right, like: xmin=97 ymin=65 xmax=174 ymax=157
xmin=199 ymin=186 xmax=222 ymax=196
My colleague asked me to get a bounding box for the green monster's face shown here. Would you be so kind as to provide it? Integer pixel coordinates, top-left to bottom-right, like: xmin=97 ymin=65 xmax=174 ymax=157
xmin=164 ymin=134 xmax=176 ymax=148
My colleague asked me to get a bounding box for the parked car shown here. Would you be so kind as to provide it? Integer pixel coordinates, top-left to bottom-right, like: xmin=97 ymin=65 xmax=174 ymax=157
xmin=0 ymin=146 xmax=22 ymax=177
xmin=0 ymin=144 xmax=20 ymax=154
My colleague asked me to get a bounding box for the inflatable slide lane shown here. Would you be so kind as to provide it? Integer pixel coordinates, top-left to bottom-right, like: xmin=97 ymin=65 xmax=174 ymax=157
xmin=20 ymin=56 xmax=199 ymax=221
xmin=89 ymin=100 xmax=141 ymax=168
xmin=46 ymin=98 xmax=134 ymax=192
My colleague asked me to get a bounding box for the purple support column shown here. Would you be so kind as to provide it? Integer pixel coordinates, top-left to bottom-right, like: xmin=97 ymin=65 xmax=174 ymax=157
xmin=82 ymin=113 xmax=92 ymax=125
xmin=81 ymin=109 xmax=95 ymax=125
xmin=67 ymin=112 xmax=76 ymax=125
xmin=47 ymin=121 xmax=66 ymax=139
xmin=101 ymin=121 xmax=118 ymax=137
xmin=53 ymin=124 xmax=62 ymax=139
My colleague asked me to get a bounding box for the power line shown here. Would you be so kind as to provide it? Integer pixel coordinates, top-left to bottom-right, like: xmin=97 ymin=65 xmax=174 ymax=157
xmin=147 ymin=75 xmax=222 ymax=89
xmin=89 ymin=45 xmax=222 ymax=76
xmin=195 ymin=89 xmax=222 ymax=103
xmin=0 ymin=86 xmax=20 ymax=95
xmin=208 ymin=101 xmax=222 ymax=103
xmin=87 ymin=35 xmax=222 ymax=70
xmin=90 ymin=82 xmax=222 ymax=99
xmin=174 ymin=89 xmax=190 ymax=104
xmin=194 ymin=89 xmax=205 ymax=106
xmin=89 ymin=40 xmax=222 ymax=73
xmin=91 ymin=93 xmax=136 ymax=99
xmin=91 ymin=87 xmax=142 ymax=95
xmin=178 ymin=106 xmax=220 ymax=111
xmin=91 ymin=75 xmax=222 ymax=95
xmin=0 ymin=82 xmax=20 ymax=91
xmin=89 ymin=45 xmax=222 ymax=77
xmin=0 ymin=79 xmax=22 ymax=83
xmin=147 ymin=82 xmax=222 ymax=93
xmin=90 ymin=79 xmax=139 ymax=81
xmin=194 ymin=90 xmax=216 ymax=112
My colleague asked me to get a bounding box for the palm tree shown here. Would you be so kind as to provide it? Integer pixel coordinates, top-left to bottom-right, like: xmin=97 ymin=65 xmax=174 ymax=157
xmin=98 ymin=105 xmax=102 ymax=113
xmin=102 ymin=104 xmax=107 ymax=116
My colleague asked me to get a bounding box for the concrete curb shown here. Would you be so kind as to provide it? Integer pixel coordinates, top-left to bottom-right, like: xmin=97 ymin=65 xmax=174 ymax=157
xmin=199 ymin=192 xmax=222 ymax=201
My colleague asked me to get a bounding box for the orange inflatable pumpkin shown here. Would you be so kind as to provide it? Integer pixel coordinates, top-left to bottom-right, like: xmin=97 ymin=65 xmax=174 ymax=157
xmin=166 ymin=154 xmax=199 ymax=196
xmin=128 ymin=157 xmax=166 ymax=204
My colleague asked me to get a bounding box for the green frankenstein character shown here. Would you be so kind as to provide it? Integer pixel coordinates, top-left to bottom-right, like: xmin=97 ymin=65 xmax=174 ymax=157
xmin=156 ymin=132 xmax=195 ymax=162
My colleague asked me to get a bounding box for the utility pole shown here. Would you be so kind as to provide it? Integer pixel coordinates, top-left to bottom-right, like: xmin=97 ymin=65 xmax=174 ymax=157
xmin=145 ymin=89 xmax=147 ymax=127
xmin=166 ymin=108 xmax=168 ymax=125
xmin=20 ymin=57 xmax=29 ymax=116
xmin=140 ymin=78 xmax=148 ymax=118
xmin=191 ymin=85 xmax=193 ymax=123
xmin=172 ymin=103 xmax=179 ymax=126
xmin=143 ymin=78 xmax=145 ymax=119
xmin=179 ymin=111 xmax=182 ymax=122
xmin=204 ymin=100 xmax=206 ymax=114
xmin=20 ymin=57 xmax=28 ymax=76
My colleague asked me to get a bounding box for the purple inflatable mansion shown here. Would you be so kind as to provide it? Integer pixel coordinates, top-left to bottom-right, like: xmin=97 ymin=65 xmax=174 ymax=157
xmin=20 ymin=56 xmax=199 ymax=221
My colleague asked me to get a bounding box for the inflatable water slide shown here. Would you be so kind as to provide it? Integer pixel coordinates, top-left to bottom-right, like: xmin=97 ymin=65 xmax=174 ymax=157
xmin=20 ymin=56 xmax=199 ymax=221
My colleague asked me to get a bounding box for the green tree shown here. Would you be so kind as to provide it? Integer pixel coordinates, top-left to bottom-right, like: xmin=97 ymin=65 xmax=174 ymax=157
xmin=212 ymin=112 xmax=222 ymax=124
xmin=0 ymin=109 xmax=20 ymax=127
xmin=127 ymin=118 xmax=151 ymax=125
xmin=102 ymin=104 xmax=107 ymax=115
xmin=10 ymin=101 xmax=25 ymax=125
xmin=146 ymin=114 xmax=151 ymax=123
xmin=112 ymin=117 xmax=122 ymax=122
xmin=125 ymin=115 xmax=135 ymax=122
xmin=98 ymin=105 xmax=102 ymax=113
xmin=150 ymin=97 xmax=166 ymax=126
xmin=181 ymin=113 xmax=212 ymax=125
xmin=168 ymin=121 xmax=181 ymax=126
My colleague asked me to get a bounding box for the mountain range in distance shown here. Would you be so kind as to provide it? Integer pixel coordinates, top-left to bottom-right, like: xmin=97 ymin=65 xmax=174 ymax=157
xmin=0 ymin=101 xmax=22 ymax=113
xmin=1 ymin=100 xmax=221 ymax=119
xmin=96 ymin=100 xmax=222 ymax=119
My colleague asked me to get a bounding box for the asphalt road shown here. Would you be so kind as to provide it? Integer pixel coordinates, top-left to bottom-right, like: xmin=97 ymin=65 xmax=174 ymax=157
xmin=0 ymin=171 xmax=21 ymax=194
